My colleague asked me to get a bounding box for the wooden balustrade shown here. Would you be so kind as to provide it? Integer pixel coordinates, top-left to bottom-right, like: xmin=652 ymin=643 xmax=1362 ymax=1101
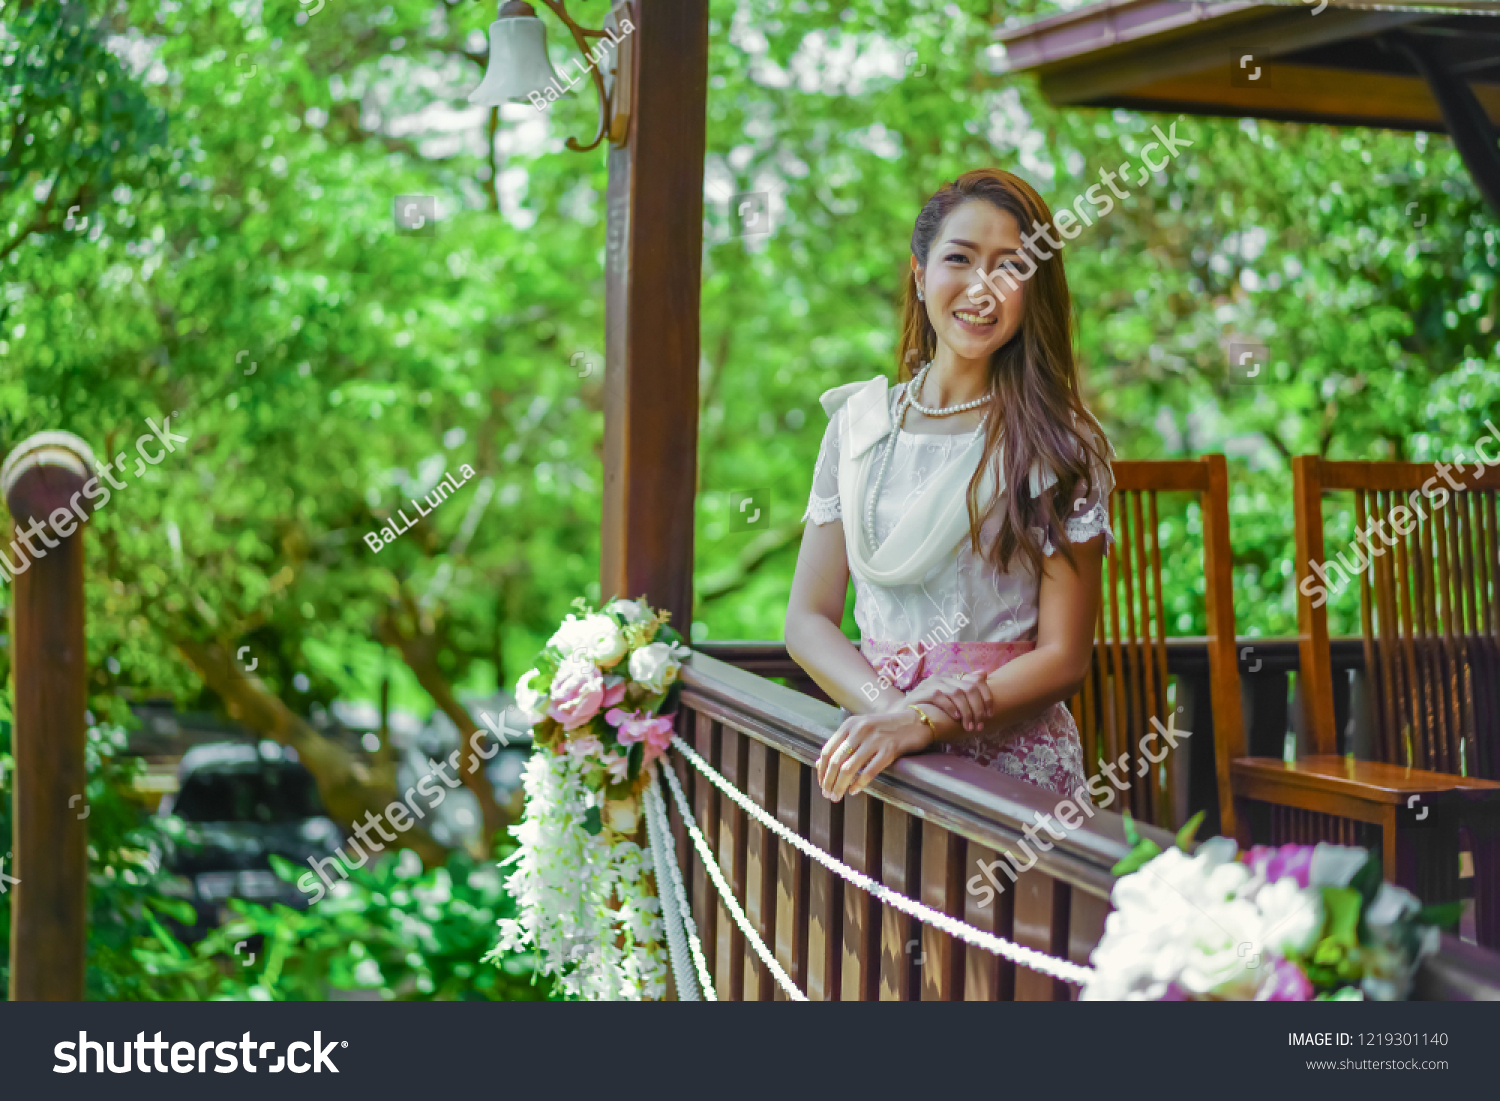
xmin=676 ymin=648 xmax=1500 ymax=1000
xmin=676 ymin=649 xmax=1155 ymax=1000
xmin=700 ymin=636 xmax=1372 ymax=834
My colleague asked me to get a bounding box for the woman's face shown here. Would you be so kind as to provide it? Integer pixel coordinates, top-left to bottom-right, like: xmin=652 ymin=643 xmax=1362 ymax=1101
xmin=912 ymin=200 xmax=1027 ymax=363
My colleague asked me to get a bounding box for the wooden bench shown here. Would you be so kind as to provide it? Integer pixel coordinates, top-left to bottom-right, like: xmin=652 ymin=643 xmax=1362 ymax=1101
xmin=1233 ymin=756 xmax=1500 ymax=946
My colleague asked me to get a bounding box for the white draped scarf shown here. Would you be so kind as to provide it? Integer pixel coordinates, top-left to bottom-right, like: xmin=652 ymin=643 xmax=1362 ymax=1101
xmin=818 ymin=375 xmax=1059 ymax=588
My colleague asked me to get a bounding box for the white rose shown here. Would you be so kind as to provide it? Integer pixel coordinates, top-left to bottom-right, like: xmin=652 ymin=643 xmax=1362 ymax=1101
xmin=1255 ymin=877 xmax=1324 ymax=956
xmin=577 ymin=613 xmax=628 ymax=668
xmin=547 ymin=615 xmax=594 ymax=656
xmin=1364 ymin=881 xmax=1419 ymax=932
xmin=515 ymin=668 xmax=548 ymax=722
xmin=1177 ymin=898 xmax=1263 ymax=999
xmin=1309 ymin=842 xmax=1368 ymax=888
xmin=628 ymin=640 xmax=689 ymax=694
xmin=605 ymin=598 xmax=652 ymax=624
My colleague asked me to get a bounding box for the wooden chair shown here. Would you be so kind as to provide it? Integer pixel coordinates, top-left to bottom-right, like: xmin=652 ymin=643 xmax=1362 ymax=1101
xmin=1293 ymin=457 xmax=1500 ymax=775
xmin=1259 ymin=456 xmax=1500 ymax=946
xmin=1071 ymin=455 xmax=1246 ymax=836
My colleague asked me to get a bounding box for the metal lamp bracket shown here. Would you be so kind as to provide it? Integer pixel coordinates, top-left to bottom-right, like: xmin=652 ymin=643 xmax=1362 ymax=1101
xmin=535 ymin=0 xmax=635 ymax=151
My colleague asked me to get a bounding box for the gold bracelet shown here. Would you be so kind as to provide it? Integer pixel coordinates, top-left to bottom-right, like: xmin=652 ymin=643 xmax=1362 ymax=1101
xmin=906 ymin=704 xmax=939 ymax=739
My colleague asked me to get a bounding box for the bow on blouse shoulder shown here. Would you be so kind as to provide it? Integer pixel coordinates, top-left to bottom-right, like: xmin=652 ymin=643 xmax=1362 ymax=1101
xmin=818 ymin=375 xmax=892 ymax=460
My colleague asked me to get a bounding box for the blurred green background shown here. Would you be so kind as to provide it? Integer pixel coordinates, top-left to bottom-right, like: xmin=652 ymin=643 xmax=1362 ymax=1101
xmin=0 ymin=0 xmax=1494 ymax=997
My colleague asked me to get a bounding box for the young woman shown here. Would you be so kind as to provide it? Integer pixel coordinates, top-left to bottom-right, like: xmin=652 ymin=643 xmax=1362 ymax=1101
xmin=785 ymin=169 xmax=1115 ymax=804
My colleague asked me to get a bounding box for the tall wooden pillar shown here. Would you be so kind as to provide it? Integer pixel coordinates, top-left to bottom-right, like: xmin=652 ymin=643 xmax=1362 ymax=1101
xmin=601 ymin=0 xmax=710 ymax=632
xmin=3 ymin=431 xmax=97 ymax=1000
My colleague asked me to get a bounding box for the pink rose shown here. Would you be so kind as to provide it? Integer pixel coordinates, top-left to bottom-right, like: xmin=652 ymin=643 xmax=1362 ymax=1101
xmin=601 ymin=676 xmax=627 ymax=708
xmin=548 ymin=657 xmax=607 ymax=730
xmin=605 ymin=708 xmax=675 ymax=751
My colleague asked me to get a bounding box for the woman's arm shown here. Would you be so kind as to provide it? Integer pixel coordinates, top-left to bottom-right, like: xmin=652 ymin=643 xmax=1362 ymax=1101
xmin=906 ymin=534 xmax=1106 ymax=738
xmin=821 ymin=534 xmax=1106 ymax=801
xmin=784 ymin=516 xmax=906 ymax=714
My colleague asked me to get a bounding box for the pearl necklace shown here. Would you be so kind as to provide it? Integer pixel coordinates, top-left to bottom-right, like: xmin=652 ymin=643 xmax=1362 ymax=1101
xmin=863 ymin=364 xmax=991 ymax=552
xmin=906 ymin=362 xmax=993 ymax=417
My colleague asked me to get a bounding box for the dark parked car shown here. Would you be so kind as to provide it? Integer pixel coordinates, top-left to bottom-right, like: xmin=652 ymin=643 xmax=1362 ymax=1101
xmin=157 ymin=740 xmax=344 ymax=936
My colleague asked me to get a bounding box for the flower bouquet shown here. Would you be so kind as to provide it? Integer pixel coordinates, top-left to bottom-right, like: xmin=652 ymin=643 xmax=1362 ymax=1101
xmin=487 ymin=597 xmax=691 ymax=1000
xmin=1080 ymin=813 xmax=1461 ymax=1001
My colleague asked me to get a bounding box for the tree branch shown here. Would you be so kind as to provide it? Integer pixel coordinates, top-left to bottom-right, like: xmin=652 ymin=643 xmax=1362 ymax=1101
xmin=696 ymin=522 xmax=805 ymax=603
xmin=374 ymin=594 xmax=506 ymax=844
xmin=175 ymin=637 xmax=448 ymax=866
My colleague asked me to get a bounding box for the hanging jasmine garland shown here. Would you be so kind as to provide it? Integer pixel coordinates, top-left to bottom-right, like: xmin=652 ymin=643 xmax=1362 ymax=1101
xmin=486 ymin=597 xmax=690 ymax=999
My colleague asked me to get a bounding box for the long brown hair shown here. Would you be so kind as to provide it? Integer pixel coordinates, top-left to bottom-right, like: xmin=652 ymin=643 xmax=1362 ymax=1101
xmin=898 ymin=169 xmax=1108 ymax=577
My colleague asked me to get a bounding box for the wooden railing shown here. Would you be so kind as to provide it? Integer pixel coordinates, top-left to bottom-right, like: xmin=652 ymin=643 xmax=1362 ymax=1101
xmin=699 ymin=636 xmax=1373 ymax=836
xmin=673 ymin=650 xmax=1500 ymax=1000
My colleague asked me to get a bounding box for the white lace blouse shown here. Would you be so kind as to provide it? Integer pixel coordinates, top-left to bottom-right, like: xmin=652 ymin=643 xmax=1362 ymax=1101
xmin=802 ymin=379 xmax=1115 ymax=645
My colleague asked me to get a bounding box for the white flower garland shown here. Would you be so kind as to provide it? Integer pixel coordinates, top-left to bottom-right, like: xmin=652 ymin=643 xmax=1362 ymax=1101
xmin=493 ymin=749 xmax=667 ymax=1000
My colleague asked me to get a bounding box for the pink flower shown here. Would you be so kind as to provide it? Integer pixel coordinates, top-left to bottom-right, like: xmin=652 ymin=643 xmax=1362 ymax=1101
xmin=1253 ymin=958 xmax=1314 ymax=1001
xmin=600 ymin=751 xmax=631 ymax=782
xmin=548 ymin=656 xmax=606 ymax=731
xmin=565 ymin=734 xmax=603 ymax=766
xmin=605 ymin=708 xmax=675 ymax=753
xmin=1244 ymin=844 xmax=1315 ymax=889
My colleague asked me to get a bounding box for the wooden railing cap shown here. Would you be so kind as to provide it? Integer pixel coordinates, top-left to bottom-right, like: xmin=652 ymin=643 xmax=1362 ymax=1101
xmin=1 ymin=430 xmax=99 ymax=522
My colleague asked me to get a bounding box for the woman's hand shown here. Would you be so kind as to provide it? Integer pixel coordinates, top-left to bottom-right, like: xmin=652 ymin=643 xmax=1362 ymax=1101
xmin=902 ymin=672 xmax=994 ymax=733
xmin=816 ymin=707 xmax=938 ymax=802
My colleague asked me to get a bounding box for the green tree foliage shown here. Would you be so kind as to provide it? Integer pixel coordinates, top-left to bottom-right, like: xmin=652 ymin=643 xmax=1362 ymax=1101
xmin=130 ymin=851 xmax=554 ymax=1001
xmin=691 ymin=0 xmax=1497 ymax=641
xmin=0 ymin=0 xmax=1496 ymax=997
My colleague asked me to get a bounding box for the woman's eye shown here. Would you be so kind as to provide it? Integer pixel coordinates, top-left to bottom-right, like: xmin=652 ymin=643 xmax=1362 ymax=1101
xmin=945 ymin=253 xmax=969 ymax=264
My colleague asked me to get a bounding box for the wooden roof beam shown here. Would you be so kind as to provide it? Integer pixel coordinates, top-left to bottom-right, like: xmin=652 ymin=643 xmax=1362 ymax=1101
xmin=1384 ymin=29 xmax=1500 ymax=216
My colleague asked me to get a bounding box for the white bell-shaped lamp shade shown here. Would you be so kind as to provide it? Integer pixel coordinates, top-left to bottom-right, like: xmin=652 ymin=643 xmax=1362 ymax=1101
xmin=467 ymin=2 xmax=566 ymax=106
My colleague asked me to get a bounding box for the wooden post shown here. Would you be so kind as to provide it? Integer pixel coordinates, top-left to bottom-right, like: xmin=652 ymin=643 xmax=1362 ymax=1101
xmin=3 ymin=431 xmax=98 ymax=1000
xmin=600 ymin=0 xmax=710 ymax=631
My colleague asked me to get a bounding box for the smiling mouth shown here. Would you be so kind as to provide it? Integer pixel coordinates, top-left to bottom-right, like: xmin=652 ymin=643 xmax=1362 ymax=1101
xmin=953 ymin=310 xmax=997 ymax=327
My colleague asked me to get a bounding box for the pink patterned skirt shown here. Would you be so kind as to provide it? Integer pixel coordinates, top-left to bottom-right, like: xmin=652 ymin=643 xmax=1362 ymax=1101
xmin=861 ymin=638 xmax=1086 ymax=798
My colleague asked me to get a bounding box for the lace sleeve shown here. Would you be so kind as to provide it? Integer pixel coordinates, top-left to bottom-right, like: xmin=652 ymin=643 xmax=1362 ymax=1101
xmin=802 ymin=408 xmax=842 ymax=526
xmin=1042 ymin=430 xmax=1116 ymax=557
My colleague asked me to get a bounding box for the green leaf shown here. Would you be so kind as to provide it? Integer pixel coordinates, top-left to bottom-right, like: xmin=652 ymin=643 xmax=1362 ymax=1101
xmin=1350 ymin=852 xmax=1383 ymax=908
xmin=1121 ymin=810 xmax=1141 ymax=848
xmin=582 ymin=806 xmax=602 ymax=835
xmin=1312 ymin=937 xmax=1345 ymax=966
xmin=1111 ymin=838 xmax=1162 ymax=877
xmin=146 ymin=895 xmax=199 ymax=926
xmin=1415 ymin=901 xmax=1464 ymax=930
xmin=1322 ymin=885 xmax=1362 ymax=949
xmin=1174 ymin=810 xmax=1205 ymax=851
